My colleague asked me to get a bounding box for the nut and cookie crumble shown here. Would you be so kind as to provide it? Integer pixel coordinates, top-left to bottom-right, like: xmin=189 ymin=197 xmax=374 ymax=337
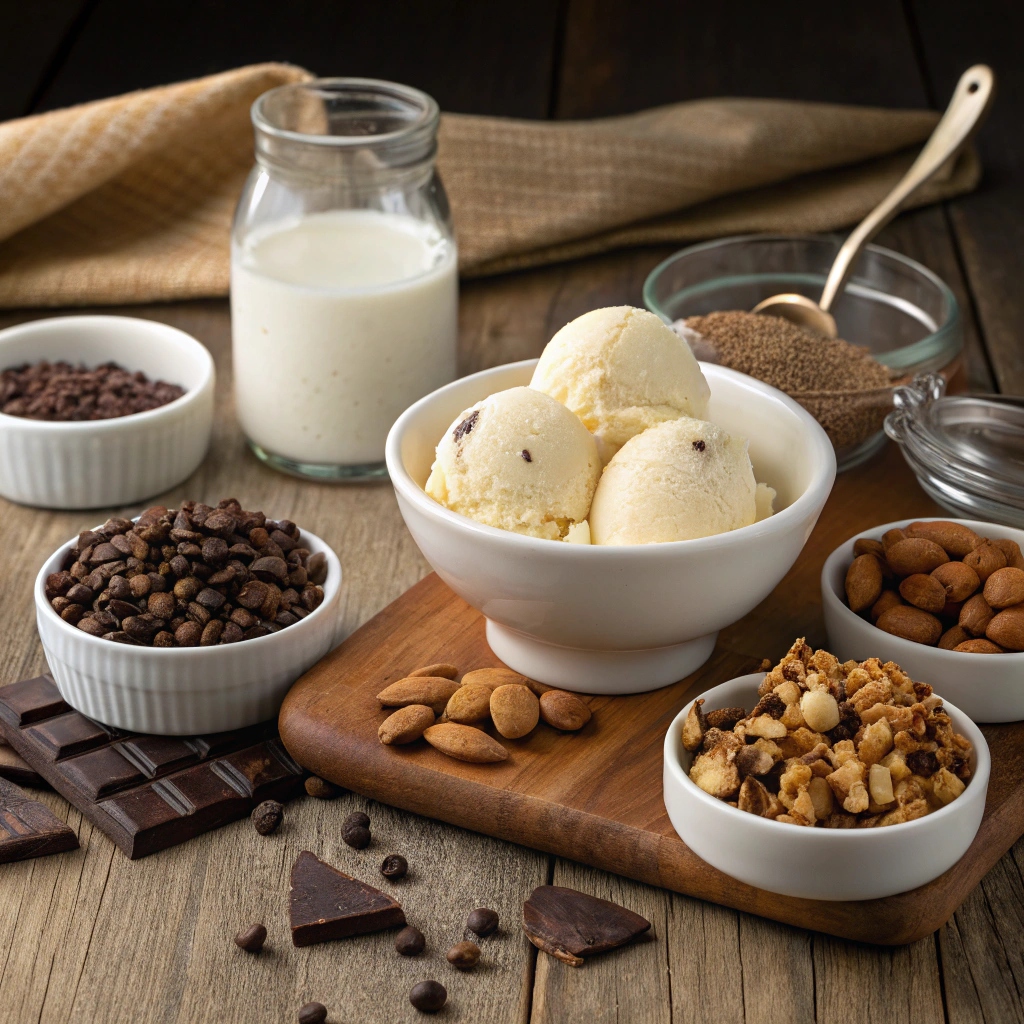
xmin=685 ymin=639 xmax=973 ymax=828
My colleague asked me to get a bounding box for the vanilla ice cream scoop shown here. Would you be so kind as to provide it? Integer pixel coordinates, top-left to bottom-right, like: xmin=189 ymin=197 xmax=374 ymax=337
xmin=531 ymin=306 xmax=711 ymax=462
xmin=425 ymin=386 xmax=600 ymax=541
xmin=590 ymin=416 xmax=758 ymax=545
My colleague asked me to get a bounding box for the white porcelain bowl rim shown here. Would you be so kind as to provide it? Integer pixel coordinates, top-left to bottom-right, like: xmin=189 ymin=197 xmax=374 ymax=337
xmin=386 ymin=358 xmax=836 ymax=556
xmin=0 ymin=315 xmax=214 ymax=432
xmin=664 ymin=671 xmax=991 ymax=840
xmin=822 ymin=516 xmax=1024 ymax=666
xmin=35 ymin=517 xmax=342 ymax=666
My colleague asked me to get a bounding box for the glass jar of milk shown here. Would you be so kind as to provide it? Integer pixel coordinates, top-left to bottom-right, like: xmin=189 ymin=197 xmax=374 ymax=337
xmin=231 ymin=78 xmax=458 ymax=479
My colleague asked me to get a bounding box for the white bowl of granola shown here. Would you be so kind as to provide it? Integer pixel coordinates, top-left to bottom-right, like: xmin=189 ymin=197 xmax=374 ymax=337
xmin=662 ymin=645 xmax=989 ymax=901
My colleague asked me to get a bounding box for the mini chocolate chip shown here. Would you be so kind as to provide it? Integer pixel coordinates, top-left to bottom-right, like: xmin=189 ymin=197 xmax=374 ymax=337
xmin=453 ymin=410 xmax=479 ymax=442
xmin=692 ymin=439 xmax=706 ymax=451
xmin=409 ymin=980 xmax=447 ymax=1013
xmin=381 ymin=854 xmax=408 ymax=880
xmin=466 ymin=907 xmax=499 ymax=937
xmin=395 ymin=925 xmax=426 ymax=956
xmin=234 ymin=923 xmax=267 ymax=952
xmin=521 ymin=449 xmax=532 ymax=462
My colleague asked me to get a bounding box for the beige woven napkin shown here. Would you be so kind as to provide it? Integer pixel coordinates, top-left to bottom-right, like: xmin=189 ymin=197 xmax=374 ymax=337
xmin=0 ymin=63 xmax=979 ymax=307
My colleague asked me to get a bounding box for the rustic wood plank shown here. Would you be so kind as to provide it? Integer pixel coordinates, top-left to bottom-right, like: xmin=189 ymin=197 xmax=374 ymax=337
xmin=34 ymin=0 xmax=562 ymax=117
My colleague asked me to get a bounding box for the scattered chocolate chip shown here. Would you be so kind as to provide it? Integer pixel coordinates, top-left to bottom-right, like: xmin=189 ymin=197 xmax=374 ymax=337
xmin=251 ymin=799 xmax=283 ymax=836
xmin=381 ymin=854 xmax=408 ymax=880
xmin=521 ymin=449 xmax=532 ymax=462
xmin=342 ymin=824 xmax=371 ymax=850
xmin=446 ymin=940 xmax=480 ymax=969
xmin=466 ymin=907 xmax=499 ymax=937
xmin=453 ymin=410 xmax=479 ymax=442
xmin=409 ymin=980 xmax=447 ymax=1013
xmin=297 ymin=1002 xmax=327 ymax=1024
xmin=234 ymin=923 xmax=267 ymax=953
xmin=692 ymin=439 xmax=706 ymax=451
xmin=304 ymin=776 xmax=338 ymax=799
xmin=395 ymin=925 xmax=426 ymax=956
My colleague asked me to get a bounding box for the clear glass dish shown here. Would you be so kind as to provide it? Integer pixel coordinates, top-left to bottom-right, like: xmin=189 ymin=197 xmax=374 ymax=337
xmin=643 ymin=234 xmax=963 ymax=471
xmin=886 ymin=373 xmax=1024 ymax=527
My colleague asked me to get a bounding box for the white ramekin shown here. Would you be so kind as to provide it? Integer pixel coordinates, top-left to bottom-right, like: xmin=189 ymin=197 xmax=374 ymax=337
xmin=386 ymin=359 xmax=836 ymax=694
xmin=822 ymin=517 xmax=1024 ymax=723
xmin=0 ymin=315 xmax=215 ymax=509
xmin=663 ymin=673 xmax=989 ymax=901
xmin=34 ymin=524 xmax=343 ymax=735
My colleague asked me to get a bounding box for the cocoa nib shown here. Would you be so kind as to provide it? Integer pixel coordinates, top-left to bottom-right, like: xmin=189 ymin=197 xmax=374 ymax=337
xmin=522 ymin=885 xmax=651 ymax=967
xmin=453 ymin=410 xmax=479 ymax=442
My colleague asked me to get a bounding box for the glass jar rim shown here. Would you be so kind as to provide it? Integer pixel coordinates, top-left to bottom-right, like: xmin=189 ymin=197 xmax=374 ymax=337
xmin=251 ymin=77 xmax=440 ymax=150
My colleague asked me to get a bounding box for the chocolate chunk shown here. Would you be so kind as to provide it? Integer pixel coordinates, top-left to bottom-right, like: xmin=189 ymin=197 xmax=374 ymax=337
xmin=521 ymin=449 xmax=532 ymax=462
xmin=453 ymin=410 xmax=479 ymax=442
xmin=0 ymin=776 xmax=78 ymax=863
xmin=234 ymin=923 xmax=267 ymax=952
xmin=0 ymin=674 xmax=302 ymax=858
xmin=692 ymin=439 xmax=706 ymax=452
xmin=522 ymin=885 xmax=651 ymax=966
xmin=289 ymin=851 xmax=406 ymax=946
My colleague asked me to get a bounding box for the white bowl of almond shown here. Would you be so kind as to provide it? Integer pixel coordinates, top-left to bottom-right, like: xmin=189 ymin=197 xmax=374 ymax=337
xmin=662 ymin=640 xmax=989 ymax=901
xmin=822 ymin=518 xmax=1024 ymax=723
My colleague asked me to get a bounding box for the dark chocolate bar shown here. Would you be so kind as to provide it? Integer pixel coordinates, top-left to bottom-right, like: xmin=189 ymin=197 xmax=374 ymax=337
xmin=0 ymin=776 xmax=78 ymax=863
xmin=0 ymin=738 xmax=44 ymax=787
xmin=290 ymin=851 xmax=406 ymax=946
xmin=0 ymin=674 xmax=304 ymax=858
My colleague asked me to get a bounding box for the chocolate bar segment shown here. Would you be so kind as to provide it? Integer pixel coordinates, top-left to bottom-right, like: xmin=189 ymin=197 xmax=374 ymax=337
xmin=0 ymin=776 xmax=78 ymax=863
xmin=0 ymin=739 xmax=44 ymax=787
xmin=0 ymin=674 xmax=303 ymax=858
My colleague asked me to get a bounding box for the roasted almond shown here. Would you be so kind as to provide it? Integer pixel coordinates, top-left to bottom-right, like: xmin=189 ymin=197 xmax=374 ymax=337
xmin=378 ymin=705 xmax=436 ymax=745
xmin=845 ymin=554 xmax=883 ymax=613
xmin=986 ymin=606 xmax=1024 ymax=651
xmin=538 ymin=690 xmax=592 ymax=731
xmin=490 ymin=683 xmax=540 ymax=739
xmin=377 ymin=676 xmax=461 ymax=714
xmin=853 ymin=537 xmax=886 ymax=559
xmin=992 ymin=537 xmax=1024 ymax=571
xmin=460 ymin=667 xmax=528 ymax=690
xmin=898 ymin=573 xmax=946 ymax=614
xmin=959 ymin=593 xmax=995 ymax=637
xmin=408 ymin=663 xmax=459 ymax=679
xmin=983 ymin=567 xmax=1024 ymax=609
xmin=870 ymin=590 xmax=903 ymax=622
xmin=954 ymin=638 xmax=1005 ymax=654
xmin=906 ymin=521 xmax=982 ymax=558
xmin=930 ymin=561 xmax=980 ymax=603
xmin=875 ymin=605 xmax=942 ymax=645
xmin=963 ymin=542 xmax=1007 ymax=583
xmin=881 ymin=528 xmax=906 ymax=552
xmin=885 ymin=538 xmax=949 ymax=576
xmin=445 ymin=683 xmax=493 ymax=724
xmin=938 ymin=625 xmax=970 ymax=651
xmin=423 ymin=723 xmax=508 ymax=763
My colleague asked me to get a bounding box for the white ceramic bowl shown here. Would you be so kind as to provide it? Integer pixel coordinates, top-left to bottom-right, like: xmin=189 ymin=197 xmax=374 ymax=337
xmin=822 ymin=517 xmax=1024 ymax=723
xmin=34 ymin=524 xmax=342 ymax=735
xmin=0 ymin=315 xmax=215 ymax=509
xmin=386 ymin=359 xmax=836 ymax=693
xmin=663 ymin=673 xmax=989 ymax=901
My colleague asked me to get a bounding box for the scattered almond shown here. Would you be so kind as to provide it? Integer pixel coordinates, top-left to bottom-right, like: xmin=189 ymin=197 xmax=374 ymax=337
xmin=845 ymin=554 xmax=883 ymax=613
xmin=490 ymin=684 xmax=540 ymax=739
xmin=938 ymin=625 xmax=970 ymax=651
xmin=983 ymin=567 xmax=1024 ymax=609
xmin=870 ymin=590 xmax=903 ymax=622
xmin=959 ymin=594 xmax=995 ymax=637
xmin=954 ymin=638 xmax=1005 ymax=654
xmin=986 ymin=606 xmax=1024 ymax=651
xmin=931 ymin=561 xmax=980 ymax=603
xmin=445 ymin=683 xmax=493 ymax=724
xmin=885 ymin=538 xmax=949 ymax=576
xmin=408 ymin=663 xmax=459 ymax=679
xmin=377 ymin=676 xmax=461 ymax=714
xmin=539 ymin=690 xmax=592 ymax=731
xmin=379 ymin=705 xmax=436 ymax=745
xmin=963 ymin=541 xmax=1007 ymax=583
xmin=898 ymin=573 xmax=946 ymax=614
xmin=875 ymin=605 xmax=942 ymax=645
xmin=423 ymin=723 xmax=508 ymax=763
xmin=906 ymin=520 xmax=982 ymax=558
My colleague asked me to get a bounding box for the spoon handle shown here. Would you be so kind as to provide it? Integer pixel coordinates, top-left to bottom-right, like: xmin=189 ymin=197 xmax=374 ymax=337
xmin=819 ymin=64 xmax=994 ymax=314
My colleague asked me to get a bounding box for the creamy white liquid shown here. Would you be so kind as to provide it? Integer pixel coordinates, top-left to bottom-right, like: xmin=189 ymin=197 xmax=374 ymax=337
xmin=231 ymin=210 xmax=458 ymax=466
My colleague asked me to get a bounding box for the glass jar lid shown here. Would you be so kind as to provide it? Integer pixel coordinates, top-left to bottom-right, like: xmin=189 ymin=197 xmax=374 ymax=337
xmin=885 ymin=373 xmax=1024 ymax=526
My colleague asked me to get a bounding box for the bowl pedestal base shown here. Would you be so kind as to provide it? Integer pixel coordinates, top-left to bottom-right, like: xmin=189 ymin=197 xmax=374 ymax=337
xmin=484 ymin=620 xmax=718 ymax=694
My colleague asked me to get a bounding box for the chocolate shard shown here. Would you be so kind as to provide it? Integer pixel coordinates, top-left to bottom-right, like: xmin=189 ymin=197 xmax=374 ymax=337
xmin=0 ymin=776 xmax=78 ymax=863
xmin=522 ymin=885 xmax=651 ymax=966
xmin=289 ymin=851 xmax=406 ymax=947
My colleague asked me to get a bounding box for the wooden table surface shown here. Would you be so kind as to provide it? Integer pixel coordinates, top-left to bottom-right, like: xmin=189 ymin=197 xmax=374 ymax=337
xmin=2 ymin=2 xmax=1022 ymax=1022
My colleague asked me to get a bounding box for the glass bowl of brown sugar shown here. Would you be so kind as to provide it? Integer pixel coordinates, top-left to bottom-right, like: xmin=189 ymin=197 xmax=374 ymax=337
xmin=643 ymin=234 xmax=962 ymax=472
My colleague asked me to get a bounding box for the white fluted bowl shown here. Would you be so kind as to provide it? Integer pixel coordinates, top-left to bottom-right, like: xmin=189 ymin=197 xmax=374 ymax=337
xmin=0 ymin=315 xmax=214 ymax=509
xmin=34 ymin=525 xmax=342 ymax=734
xmin=386 ymin=359 xmax=836 ymax=693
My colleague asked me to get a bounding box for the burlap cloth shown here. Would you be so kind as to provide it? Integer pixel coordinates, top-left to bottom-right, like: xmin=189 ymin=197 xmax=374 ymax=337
xmin=0 ymin=63 xmax=980 ymax=308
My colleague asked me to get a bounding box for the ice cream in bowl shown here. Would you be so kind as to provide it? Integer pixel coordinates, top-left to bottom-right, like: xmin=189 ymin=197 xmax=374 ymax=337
xmin=386 ymin=307 xmax=836 ymax=694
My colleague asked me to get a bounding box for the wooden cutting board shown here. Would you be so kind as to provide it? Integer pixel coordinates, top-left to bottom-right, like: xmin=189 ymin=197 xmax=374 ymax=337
xmin=279 ymin=445 xmax=1024 ymax=946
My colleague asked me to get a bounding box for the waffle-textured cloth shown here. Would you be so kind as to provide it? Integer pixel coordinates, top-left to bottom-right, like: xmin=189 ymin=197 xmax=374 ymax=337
xmin=0 ymin=63 xmax=979 ymax=307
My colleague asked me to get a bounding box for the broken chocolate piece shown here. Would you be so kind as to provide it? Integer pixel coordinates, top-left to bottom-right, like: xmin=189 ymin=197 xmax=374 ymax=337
xmin=289 ymin=850 xmax=406 ymax=946
xmin=0 ymin=738 xmax=44 ymax=787
xmin=0 ymin=776 xmax=78 ymax=863
xmin=522 ymin=885 xmax=651 ymax=966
